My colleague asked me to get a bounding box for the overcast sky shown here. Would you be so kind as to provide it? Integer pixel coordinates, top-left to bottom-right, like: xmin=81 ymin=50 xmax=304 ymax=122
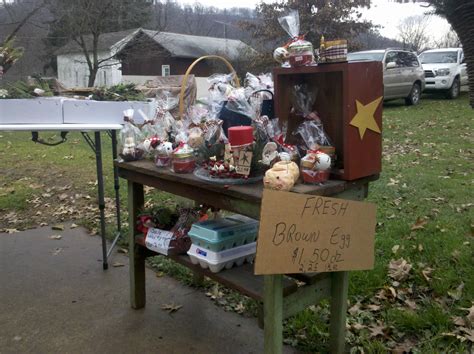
xmin=178 ymin=0 xmax=450 ymax=41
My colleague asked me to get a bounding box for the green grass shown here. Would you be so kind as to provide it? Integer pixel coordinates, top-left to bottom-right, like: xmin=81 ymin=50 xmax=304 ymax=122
xmin=0 ymin=93 xmax=473 ymax=352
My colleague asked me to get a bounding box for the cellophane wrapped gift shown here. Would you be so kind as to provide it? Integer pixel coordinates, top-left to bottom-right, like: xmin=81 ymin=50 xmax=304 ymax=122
xmin=138 ymin=110 xmax=162 ymax=159
xmin=167 ymin=208 xmax=202 ymax=255
xmin=119 ymin=109 xmax=145 ymax=162
xmin=278 ymin=10 xmax=314 ymax=67
xmin=154 ymin=90 xmax=178 ymax=140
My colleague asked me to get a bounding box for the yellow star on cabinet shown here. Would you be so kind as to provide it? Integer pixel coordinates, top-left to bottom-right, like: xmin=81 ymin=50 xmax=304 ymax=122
xmin=349 ymin=97 xmax=382 ymax=139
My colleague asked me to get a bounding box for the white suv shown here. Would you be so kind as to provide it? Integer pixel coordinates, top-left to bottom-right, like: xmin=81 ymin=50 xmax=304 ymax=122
xmin=418 ymin=48 xmax=468 ymax=99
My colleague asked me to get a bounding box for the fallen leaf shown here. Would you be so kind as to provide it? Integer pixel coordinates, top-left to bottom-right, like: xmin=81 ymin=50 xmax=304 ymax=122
xmin=460 ymin=327 xmax=474 ymax=342
xmin=70 ymin=223 xmax=79 ymax=229
xmin=40 ymin=222 xmax=48 ymax=227
xmin=392 ymin=245 xmax=400 ymax=254
xmin=5 ymin=228 xmax=19 ymax=234
xmin=112 ymin=262 xmax=125 ymax=268
xmin=421 ymin=267 xmax=434 ymax=282
xmin=117 ymin=248 xmax=128 ymax=254
xmin=404 ymin=299 xmax=417 ymax=310
xmin=348 ymin=301 xmax=362 ymax=315
xmin=451 ymin=249 xmax=461 ymax=261
xmin=52 ymin=224 xmax=64 ymax=231
xmin=388 ymin=258 xmax=412 ymax=281
xmin=49 ymin=235 xmax=62 ymax=240
xmin=368 ymin=324 xmax=386 ymax=337
xmin=452 ymin=316 xmax=466 ymax=327
xmin=459 ymin=304 xmax=474 ymax=323
xmin=161 ymin=303 xmax=182 ymax=314
xmin=367 ymin=304 xmax=381 ymax=312
xmin=448 ymin=283 xmax=464 ymax=301
xmin=52 ymin=247 xmax=62 ymax=256
xmin=58 ymin=193 xmax=68 ymax=201
xmin=234 ymin=302 xmax=246 ymax=314
xmin=351 ymin=323 xmax=366 ymax=331
xmin=155 ymin=271 xmax=164 ymax=277
xmin=411 ymin=217 xmax=428 ymax=231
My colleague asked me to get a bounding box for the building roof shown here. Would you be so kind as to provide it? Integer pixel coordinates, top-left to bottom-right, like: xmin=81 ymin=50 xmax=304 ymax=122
xmin=55 ymin=28 xmax=139 ymax=55
xmin=56 ymin=28 xmax=254 ymax=61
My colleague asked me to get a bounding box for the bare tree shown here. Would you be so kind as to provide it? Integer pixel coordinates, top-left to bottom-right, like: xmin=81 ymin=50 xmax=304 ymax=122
xmin=45 ymin=0 xmax=151 ymax=87
xmin=1 ymin=0 xmax=45 ymax=45
xmin=0 ymin=0 xmax=45 ymax=78
xmin=397 ymin=15 xmax=432 ymax=53
xmin=434 ymin=28 xmax=461 ymax=48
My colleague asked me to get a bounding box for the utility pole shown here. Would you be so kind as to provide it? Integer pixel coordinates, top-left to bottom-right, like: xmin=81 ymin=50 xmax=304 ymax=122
xmin=214 ymin=20 xmax=230 ymax=39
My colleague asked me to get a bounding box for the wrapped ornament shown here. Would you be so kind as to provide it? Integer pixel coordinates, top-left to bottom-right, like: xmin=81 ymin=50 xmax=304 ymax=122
xmin=188 ymin=126 xmax=205 ymax=150
xmin=263 ymin=161 xmax=300 ymax=191
xmin=155 ymin=141 xmax=173 ymax=167
xmin=119 ymin=109 xmax=144 ymax=162
xmin=278 ymin=10 xmax=314 ymax=67
xmin=300 ymin=150 xmax=332 ymax=184
xmin=273 ymin=47 xmax=290 ymax=65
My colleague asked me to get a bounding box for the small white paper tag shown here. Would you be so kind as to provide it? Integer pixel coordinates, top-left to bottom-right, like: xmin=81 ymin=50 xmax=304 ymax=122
xmin=145 ymin=228 xmax=173 ymax=255
xmin=236 ymin=150 xmax=252 ymax=176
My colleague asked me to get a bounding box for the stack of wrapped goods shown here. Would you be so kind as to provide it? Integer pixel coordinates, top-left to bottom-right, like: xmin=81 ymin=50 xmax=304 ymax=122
xmin=187 ymin=215 xmax=259 ymax=273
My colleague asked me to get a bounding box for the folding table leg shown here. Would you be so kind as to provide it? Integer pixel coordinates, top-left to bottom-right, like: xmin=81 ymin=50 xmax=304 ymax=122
xmin=264 ymin=274 xmax=283 ymax=354
xmin=128 ymin=181 xmax=146 ymax=309
xmin=105 ymin=130 xmax=122 ymax=259
xmin=329 ymin=271 xmax=349 ymax=353
xmin=94 ymin=132 xmax=108 ymax=270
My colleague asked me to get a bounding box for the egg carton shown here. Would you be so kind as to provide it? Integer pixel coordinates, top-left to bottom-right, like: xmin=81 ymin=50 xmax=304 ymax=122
xmin=187 ymin=242 xmax=256 ymax=273
xmin=188 ymin=214 xmax=259 ymax=252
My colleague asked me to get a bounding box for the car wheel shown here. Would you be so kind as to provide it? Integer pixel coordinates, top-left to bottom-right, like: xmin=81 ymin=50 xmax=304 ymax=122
xmin=405 ymin=83 xmax=421 ymax=106
xmin=446 ymin=77 xmax=460 ymax=99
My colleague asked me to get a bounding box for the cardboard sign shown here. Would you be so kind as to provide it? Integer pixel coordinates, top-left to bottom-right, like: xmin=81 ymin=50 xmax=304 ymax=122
xmin=145 ymin=228 xmax=174 ymax=256
xmin=254 ymin=189 xmax=376 ymax=275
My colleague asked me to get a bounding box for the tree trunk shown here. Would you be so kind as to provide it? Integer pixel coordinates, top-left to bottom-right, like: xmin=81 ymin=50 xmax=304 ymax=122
xmin=446 ymin=2 xmax=474 ymax=108
xmin=88 ymin=68 xmax=98 ymax=87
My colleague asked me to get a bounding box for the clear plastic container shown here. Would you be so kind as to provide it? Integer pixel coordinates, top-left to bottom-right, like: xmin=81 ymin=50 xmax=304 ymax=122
xmin=155 ymin=154 xmax=171 ymax=167
xmin=171 ymin=152 xmax=195 ymax=173
xmin=288 ymin=41 xmax=314 ymax=67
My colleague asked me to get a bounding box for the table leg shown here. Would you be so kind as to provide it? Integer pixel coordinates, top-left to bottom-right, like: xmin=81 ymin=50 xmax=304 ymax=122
xmin=94 ymin=132 xmax=108 ymax=270
xmin=329 ymin=271 xmax=349 ymax=354
xmin=110 ymin=130 xmax=121 ymax=233
xmin=264 ymin=274 xmax=283 ymax=354
xmin=128 ymin=180 xmax=146 ymax=309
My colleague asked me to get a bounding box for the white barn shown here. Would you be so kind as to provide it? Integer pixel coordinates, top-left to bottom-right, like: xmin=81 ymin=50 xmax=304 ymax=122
xmin=56 ymin=29 xmax=139 ymax=88
xmin=56 ymin=28 xmax=254 ymax=89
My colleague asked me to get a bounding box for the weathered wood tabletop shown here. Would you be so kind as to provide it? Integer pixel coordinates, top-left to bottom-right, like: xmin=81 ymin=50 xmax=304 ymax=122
xmin=116 ymin=159 xmax=377 ymax=219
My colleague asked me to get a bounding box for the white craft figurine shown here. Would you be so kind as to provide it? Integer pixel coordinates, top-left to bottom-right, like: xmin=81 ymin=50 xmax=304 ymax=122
xmin=122 ymin=137 xmax=136 ymax=156
xmin=315 ymin=152 xmax=331 ymax=171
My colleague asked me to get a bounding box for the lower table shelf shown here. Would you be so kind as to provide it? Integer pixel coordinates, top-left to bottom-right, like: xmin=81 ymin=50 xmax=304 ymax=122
xmin=135 ymin=235 xmax=331 ymax=304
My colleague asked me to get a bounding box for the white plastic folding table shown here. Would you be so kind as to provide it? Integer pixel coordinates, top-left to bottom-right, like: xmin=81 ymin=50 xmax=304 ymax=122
xmin=0 ymin=98 xmax=155 ymax=269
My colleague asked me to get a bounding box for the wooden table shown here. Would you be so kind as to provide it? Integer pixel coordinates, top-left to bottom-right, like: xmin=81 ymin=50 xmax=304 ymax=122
xmin=117 ymin=159 xmax=377 ymax=353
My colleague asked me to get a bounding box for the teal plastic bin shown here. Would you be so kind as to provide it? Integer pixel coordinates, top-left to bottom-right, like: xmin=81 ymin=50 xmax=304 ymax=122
xmin=188 ymin=214 xmax=259 ymax=252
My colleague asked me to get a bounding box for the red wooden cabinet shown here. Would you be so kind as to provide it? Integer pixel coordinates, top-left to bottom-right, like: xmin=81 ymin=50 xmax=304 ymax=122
xmin=273 ymin=61 xmax=383 ymax=181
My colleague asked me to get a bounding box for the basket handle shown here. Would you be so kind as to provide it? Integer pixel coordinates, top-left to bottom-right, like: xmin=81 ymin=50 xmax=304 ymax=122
xmin=178 ymin=55 xmax=240 ymax=119
xmin=250 ymin=89 xmax=274 ymax=99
